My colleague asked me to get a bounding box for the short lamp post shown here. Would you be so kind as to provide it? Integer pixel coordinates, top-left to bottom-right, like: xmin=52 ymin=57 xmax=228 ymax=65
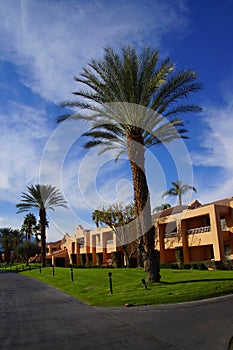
xmin=108 ymin=272 xmax=113 ymax=294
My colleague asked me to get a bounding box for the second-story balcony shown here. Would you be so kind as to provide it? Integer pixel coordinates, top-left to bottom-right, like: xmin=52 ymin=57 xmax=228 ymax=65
xmin=186 ymin=226 xmax=211 ymax=235
xmin=106 ymin=239 xmax=114 ymax=245
xmin=164 ymin=232 xmax=177 ymax=238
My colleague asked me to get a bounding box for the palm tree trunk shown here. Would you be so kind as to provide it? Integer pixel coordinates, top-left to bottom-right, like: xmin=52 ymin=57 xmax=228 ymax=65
xmin=122 ymin=245 xmax=131 ymax=267
xmin=178 ymin=193 xmax=182 ymax=206
xmin=5 ymin=243 xmax=11 ymax=264
xmin=40 ymin=208 xmax=47 ymax=267
xmin=27 ymin=223 xmax=31 ymax=241
xmin=127 ymin=135 xmax=160 ymax=282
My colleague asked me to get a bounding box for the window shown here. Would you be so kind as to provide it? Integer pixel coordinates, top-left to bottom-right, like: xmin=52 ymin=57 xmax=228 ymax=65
xmin=77 ymin=238 xmax=84 ymax=247
xmin=224 ymin=245 xmax=231 ymax=260
xmin=220 ymin=217 xmax=226 ymax=230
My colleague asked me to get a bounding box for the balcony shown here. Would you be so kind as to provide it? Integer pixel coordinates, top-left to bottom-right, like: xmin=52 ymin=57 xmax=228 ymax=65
xmin=186 ymin=226 xmax=211 ymax=235
xmin=164 ymin=232 xmax=177 ymax=238
xmin=106 ymin=239 xmax=114 ymax=245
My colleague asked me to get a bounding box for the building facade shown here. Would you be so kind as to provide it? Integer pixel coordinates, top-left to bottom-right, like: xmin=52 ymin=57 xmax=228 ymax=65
xmin=46 ymin=198 xmax=233 ymax=267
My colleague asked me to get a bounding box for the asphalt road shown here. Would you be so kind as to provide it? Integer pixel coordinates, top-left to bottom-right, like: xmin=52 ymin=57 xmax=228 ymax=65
xmin=0 ymin=271 xmax=233 ymax=350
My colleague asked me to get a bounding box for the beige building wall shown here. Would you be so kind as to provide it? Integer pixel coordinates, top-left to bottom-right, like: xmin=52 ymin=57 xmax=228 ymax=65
xmin=47 ymin=197 xmax=233 ymax=266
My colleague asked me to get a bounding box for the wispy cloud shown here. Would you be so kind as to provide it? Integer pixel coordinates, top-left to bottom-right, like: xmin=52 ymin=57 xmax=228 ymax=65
xmin=0 ymin=102 xmax=49 ymax=201
xmin=191 ymin=101 xmax=233 ymax=202
xmin=0 ymin=0 xmax=189 ymax=103
xmin=0 ymin=0 xmax=191 ymax=238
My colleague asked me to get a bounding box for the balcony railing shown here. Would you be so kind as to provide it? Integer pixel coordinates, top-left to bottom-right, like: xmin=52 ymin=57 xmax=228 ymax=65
xmin=106 ymin=239 xmax=114 ymax=245
xmin=186 ymin=226 xmax=211 ymax=235
xmin=164 ymin=232 xmax=177 ymax=238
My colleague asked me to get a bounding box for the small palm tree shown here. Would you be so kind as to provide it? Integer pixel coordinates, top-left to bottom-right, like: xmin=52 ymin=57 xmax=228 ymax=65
xmin=0 ymin=227 xmax=13 ymax=263
xmin=11 ymin=229 xmax=24 ymax=251
xmin=91 ymin=209 xmax=103 ymax=228
xmin=16 ymin=184 xmax=68 ymax=267
xmin=58 ymin=46 xmax=201 ymax=281
xmin=21 ymin=213 xmax=37 ymax=241
xmin=162 ymin=180 xmax=197 ymax=206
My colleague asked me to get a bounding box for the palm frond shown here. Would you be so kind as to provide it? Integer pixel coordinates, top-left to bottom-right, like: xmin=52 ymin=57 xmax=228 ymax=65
xmin=57 ymin=45 xmax=201 ymax=163
xmin=16 ymin=184 xmax=68 ymax=213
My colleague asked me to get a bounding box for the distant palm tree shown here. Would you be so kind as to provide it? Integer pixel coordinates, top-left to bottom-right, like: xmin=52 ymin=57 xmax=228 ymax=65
xmin=58 ymin=46 xmax=201 ymax=281
xmin=16 ymin=184 xmax=68 ymax=267
xmin=0 ymin=227 xmax=22 ymax=263
xmin=91 ymin=209 xmax=103 ymax=228
xmin=0 ymin=227 xmax=13 ymax=263
xmin=11 ymin=229 xmax=24 ymax=251
xmin=162 ymin=180 xmax=197 ymax=206
xmin=21 ymin=213 xmax=37 ymax=241
xmin=11 ymin=229 xmax=24 ymax=262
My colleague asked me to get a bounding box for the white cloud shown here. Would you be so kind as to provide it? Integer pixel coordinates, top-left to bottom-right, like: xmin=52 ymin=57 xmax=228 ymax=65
xmin=0 ymin=0 xmax=192 ymax=239
xmin=0 ymin=0 xmax=189 ymax=103
xmin=191 ymin=101 xmax=233 ymax=202
xmin=0 ymin=102 xmax=49 ymax=201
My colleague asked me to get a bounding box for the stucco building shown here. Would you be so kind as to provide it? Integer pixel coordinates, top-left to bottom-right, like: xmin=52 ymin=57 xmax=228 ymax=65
xmin=46 ymin=197 xmax=233 ymax=267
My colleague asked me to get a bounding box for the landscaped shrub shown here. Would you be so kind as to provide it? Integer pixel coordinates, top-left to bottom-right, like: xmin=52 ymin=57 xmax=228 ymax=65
xmin=182 ymin=263 xmax=192 ymax=270
xmin=160 ymin=262 xmax=180 ymax=269
xmin=222 ymin=260 xmax=233 ymax=270
xmin=203 ymin=260 xmax=217 ymax=270
xmin=160 ymin=263 xmax=173 ymax=269
xmin=195 ymin=262 xmax=207 ymax=270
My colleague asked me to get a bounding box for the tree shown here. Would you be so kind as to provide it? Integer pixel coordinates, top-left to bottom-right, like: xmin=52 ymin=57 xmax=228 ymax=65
xmin=0 ymin=227 xmax=14 ymax=263
xmin=16 ymin=184 xmax=68 ymax=267
xmin=91 ymin=209 xmax=102 ymax=228
xmin=15 ymin=241 xmax=40 ymax=265
xmin=21 ymin=213 xmax=37 ymax=241
xmin=92 ymin=203 xmax=138 ymax=267
xmin=153 ymin=203 xmax=171 ymax=213
xmin=34 ymin=218 xmax=49 ymax=245
xmin=11 ymin=229 xmax=24 ymax=255
xmin=58 ymin=46 xmax=201 ymax=281
xmin=162 ymin=180 xmax=197 ymax=206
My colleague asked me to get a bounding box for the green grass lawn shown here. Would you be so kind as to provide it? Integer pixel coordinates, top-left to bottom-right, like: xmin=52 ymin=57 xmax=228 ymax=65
xmin=17 ymin=266 xmax=233 ymax=307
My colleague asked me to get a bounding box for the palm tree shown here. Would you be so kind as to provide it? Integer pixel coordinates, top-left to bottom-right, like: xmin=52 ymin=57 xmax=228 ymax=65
xmin=58 ymin=46 xmax=201 ymax=282
xmin=91 ymin=209 xmax=102 ymax=228
xmin=0 ymin=227 xmax=14 ymax=263
xmin=162 ymin=180 xmax=197 ymax=206
xmin=16 ymin=184 xmax=68 ymax=267
xmin=21 ymin=213 xmax=37 ymax=241
xmin=11 ymin=229 xmax=24 ymax=262
xmin=11 ymin=229 xmax=24 ymax=249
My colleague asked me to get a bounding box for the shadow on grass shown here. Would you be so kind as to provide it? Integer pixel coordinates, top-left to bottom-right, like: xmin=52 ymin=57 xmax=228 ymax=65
xmin=160 ymin=278 xmax=233 ymax=285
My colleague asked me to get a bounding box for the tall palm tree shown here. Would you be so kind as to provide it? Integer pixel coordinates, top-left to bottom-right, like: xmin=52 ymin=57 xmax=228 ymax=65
xmin=162 ymin=180 xmax=197 ymax=206
xmin=58 ymin=46 xmax=201 ymax=282
xmin=21 ymin=213 xmax=37 ymax=241
xmin=16 ymin=184 xmax=68 ymax=267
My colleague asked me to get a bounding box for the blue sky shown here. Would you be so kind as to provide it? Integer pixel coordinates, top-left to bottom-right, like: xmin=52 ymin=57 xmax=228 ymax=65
xmin=1 ymin=0 xmax=233 ymax=241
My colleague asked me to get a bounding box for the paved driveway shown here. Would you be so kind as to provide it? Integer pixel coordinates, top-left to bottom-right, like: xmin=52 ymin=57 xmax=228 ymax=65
xmin=0 ymin=271 xmax=233 ymax=350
